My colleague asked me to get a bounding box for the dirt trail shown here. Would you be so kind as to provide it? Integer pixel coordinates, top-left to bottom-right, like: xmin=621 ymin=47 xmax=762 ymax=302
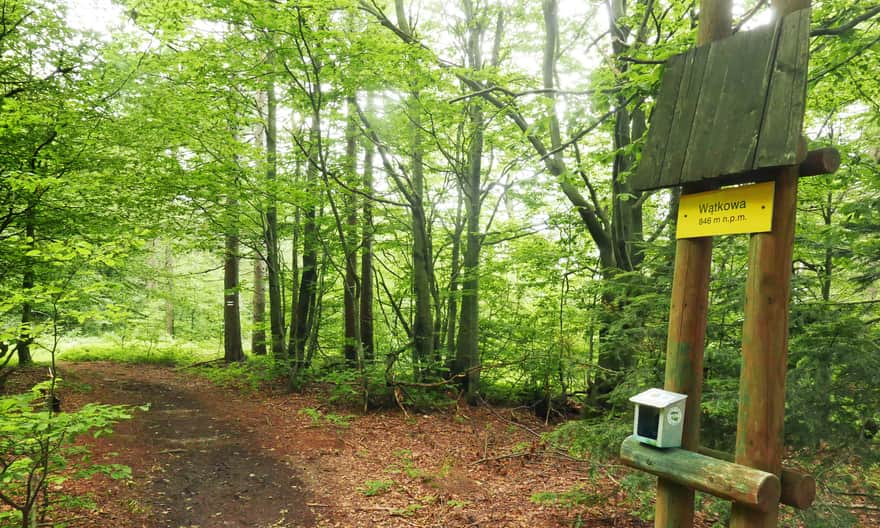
xmin=42 ymin=361 xmax=661 ymax=528
xmin=64 ymin=363 xmax=315 ymax=528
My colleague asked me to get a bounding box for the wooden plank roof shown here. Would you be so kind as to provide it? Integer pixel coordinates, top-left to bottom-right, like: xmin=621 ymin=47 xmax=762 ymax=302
xmin=631 ymin=8 xmax=810 ymax=192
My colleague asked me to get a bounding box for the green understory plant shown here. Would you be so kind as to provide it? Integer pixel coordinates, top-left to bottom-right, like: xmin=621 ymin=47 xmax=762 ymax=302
xmin=0 ymin=380 xmax=141 ymax=528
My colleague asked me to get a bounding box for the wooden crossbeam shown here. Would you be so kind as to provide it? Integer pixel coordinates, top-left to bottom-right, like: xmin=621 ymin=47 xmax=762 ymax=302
xmin=621 ymin=436 xmax=781 ymax=511
xmin=697 ymin=446 xmax=816 ymax=509
xmin=713 ymin=147 xmax=841 ymax=187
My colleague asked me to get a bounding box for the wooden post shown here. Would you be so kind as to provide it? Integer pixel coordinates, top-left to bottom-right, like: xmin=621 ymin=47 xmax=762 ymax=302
xmin=729 ymin=165 xmax=799 ymax=528
xmin=655 ymin=225 xmax=712 ymax=527
xmin=729 ymin=1 xmax=809 ymax=526
xmin=654 ymin=1 xmax=730 ymax=526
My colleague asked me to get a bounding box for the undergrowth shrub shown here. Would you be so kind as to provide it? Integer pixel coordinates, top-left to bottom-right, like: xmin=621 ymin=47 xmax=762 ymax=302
xmin=544 ymin=414 xmax=630 ymax=459
xmin=194 ymin=355 xmax=284 ymax=392
xmin=0 ymin=380 xmax=142 ymax=528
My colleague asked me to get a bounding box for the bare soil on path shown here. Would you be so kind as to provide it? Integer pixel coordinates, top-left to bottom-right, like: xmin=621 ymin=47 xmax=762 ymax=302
xmin=8 ymin=362 xmax=664 ymax=528
xmin=63 ymin=362 xmax=315 ymax=528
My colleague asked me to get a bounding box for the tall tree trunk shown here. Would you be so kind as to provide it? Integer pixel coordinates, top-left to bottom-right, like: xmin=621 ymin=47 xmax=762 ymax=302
xmin=306 ymin=252 xmax=326 ymax=366
xmin=608 ymin=0 xmax=647 ymax=272
xmin=252 ymin=257 xmax=267 ymax=355
xmin=455 ymin=102 xmax=483 ymax=401
xmin=252 ymin=101 xmax=268 ymax=357
xmin=454 ymin=0 xmax=486 ymax=401
xmin=224 ymin=197 xmax=244 ymax=363
xmin=410 ymin=122 xmax=434 ymax=379
xmin=286 ymin=206 xmax=301 ymax=355
xmin=395 ymin=0 xmax=434 ymax=380
xmin=343 ymin=97 xmax=361 ymax=366
xmin=360 ymin=104 xmax=375 ymax=362
xmin=445 ymin=188 xmax=464 ymax=367
xmin=286 ymin=205 xmax=300 ymax=354
xmin=16 ymin=209 xmax=35 ymax=365
xmin=290 ymin=114 xmax=321 ymax=382
xmin=264 ymin=75 xmax=286 ymax=360
xmin=291 ymin=204 xmax=317 ymax=366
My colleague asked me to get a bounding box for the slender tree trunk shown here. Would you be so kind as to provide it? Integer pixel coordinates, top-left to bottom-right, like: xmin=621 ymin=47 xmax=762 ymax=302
xmin=445 ymin=189 xmax=464 ymax=367
xmin=360 ymin=105 xmax=375 ymax=362
xmin=343 ymin=96 xmax=361 ymax=365
xmin=453 ymin=0 xmax=488 ymax=401
xmin=252 ymin=257 xmax=267 ymax=355
xmin=607 ymin=0 xmax=647 ymax=272
xmin=411 ymin=132 xmax=434 ymax=379
xmin=286 ymin=206 xmax=301 ymax=355
xmin=17 ymin=210 xmax=35 ymax=365
xmin=455 ymin=101 xmax=483 ymax=402
xmin=224 ymin=197 xmax=244 ymax=363
xmin=395 ymin=0 xmax=434 ymax=380
xmin=306 ymin=253 xmax=326 ymax=366
xmin=264 ymin=75 xmax=286 ymax=360
xmin=290 ymin=114 xmax=321 ymax=382
xmin=252 ymin=102 xmax=268 ymax=357
xmin=292 ymin=206 xmax=317 ymax=365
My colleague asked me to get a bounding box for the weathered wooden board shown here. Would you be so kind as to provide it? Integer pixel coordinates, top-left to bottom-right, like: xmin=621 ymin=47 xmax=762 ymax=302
xmin=659 ymin=46 xmax=711 ymax=189
xmin=632 ymin=8 xmax=810 ymax=192
xmin=755 ymin=7 xmax=811 ymax=167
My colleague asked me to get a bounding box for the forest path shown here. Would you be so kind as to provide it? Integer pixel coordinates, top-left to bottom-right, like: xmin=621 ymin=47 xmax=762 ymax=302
xmin=36 ymin=360 xmax=660 ymax=528
xmin=63 ymin=362 xmax=316 ymax=528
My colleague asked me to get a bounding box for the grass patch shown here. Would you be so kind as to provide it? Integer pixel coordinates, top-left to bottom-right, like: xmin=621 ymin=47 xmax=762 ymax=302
xmin=298 ymin=407 xmax=354 ymax=428
xmin=194 ymin=355 xmax=285 ymax=392
xmin=359 ymin=479 xmax=395 ymax=497
xmin=57 ymin=337 xmax=217 ymax=367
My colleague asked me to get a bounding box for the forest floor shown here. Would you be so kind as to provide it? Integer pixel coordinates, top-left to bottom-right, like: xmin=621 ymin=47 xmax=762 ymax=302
xmin=6 ymin=362 xmax=704 ymax=528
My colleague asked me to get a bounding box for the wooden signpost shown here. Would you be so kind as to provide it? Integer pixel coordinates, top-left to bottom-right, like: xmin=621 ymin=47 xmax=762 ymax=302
xmin=620 ymin=1 xmax=840 ymax=526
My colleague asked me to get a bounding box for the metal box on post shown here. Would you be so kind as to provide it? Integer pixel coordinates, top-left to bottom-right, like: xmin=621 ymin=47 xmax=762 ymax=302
xmin=630 ymin=388 xmax=687 ymax=448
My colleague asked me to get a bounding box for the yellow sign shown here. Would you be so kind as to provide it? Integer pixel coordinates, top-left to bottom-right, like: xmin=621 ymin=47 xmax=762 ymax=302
xmin=676 ymin=181 xmax=775 ymax=239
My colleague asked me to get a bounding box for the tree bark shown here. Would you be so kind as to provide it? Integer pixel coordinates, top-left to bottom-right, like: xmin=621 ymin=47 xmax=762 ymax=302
xmin=455 ymin=117 xmax=481 ymax=399
xmin=252 ymin=257 xmax=267 ymax=355
xmin=286 ymin=205 xmax=301 ymax=358
xmin=290 ymin=114 xmax=321 ymax=382
xmin=410 ymin=128 xmax=434 ymax=379
xmin=822 ymin=190 xmax=833 ymax=301
xmin=264 ymin=74 xmax=286 ymax=360
xmin=394 ymin=0 xmax=435 ymax=381
xmin=445 ymin=188 xmax=464 ymax=366
xmin=360 ymin=104 xmax=375 ymax=362
xmin=343 ymin=96 xmax=361 ymax=366
xmin=224 ymin=197 xmax=244 ymax=363
xmin=453 ymin=0 xmax=488 ymax=401
xmin=16 ymin=209 xmax=35 ymax=365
